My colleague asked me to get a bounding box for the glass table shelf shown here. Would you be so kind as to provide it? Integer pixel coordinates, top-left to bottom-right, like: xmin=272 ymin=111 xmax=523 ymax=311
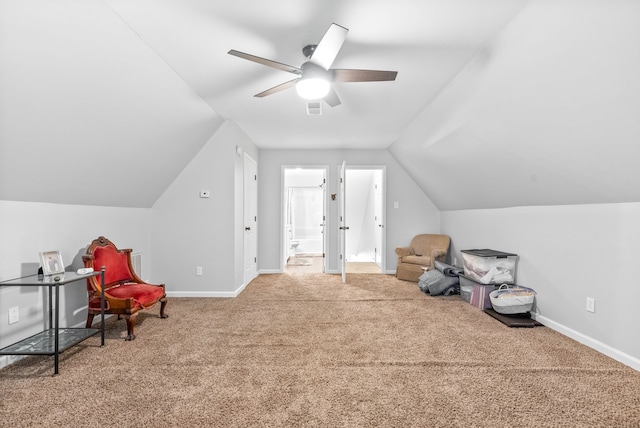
xmin=0 ymin=328 xmax=99 ymax=355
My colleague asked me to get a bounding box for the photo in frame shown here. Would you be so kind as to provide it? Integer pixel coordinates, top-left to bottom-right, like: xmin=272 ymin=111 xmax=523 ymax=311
xmin=39 ymin=250 xmax=64 ymax=275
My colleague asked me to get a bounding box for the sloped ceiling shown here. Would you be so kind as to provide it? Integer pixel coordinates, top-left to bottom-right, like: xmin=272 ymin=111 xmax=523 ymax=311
xmin=1 ymin=1 xmax=638 ymax=210
xmin=0 ymin=0 xmax=224 ymax=207
xmin=389 ymin=0 xmax=640 ymax=210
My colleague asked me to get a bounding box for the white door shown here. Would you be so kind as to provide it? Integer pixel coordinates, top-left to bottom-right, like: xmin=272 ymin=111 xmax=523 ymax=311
xmin=320 ymin=176 xmax=327 ymax=273
xmin=374 ymin=170 xmax=384 ymax=267
xmin=339 ymin=161 xmax=347 ymax=283
xmin=244 ymin=154 xmax=257 ymax=284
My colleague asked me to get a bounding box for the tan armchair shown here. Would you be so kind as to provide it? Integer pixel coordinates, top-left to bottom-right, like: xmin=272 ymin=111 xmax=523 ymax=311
xmin=395 ymin=234 xmax=450 ymax=282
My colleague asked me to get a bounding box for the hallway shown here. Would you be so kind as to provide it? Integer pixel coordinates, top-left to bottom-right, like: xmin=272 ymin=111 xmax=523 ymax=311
xmin=285 ymin=256 xmax=381 ymax=274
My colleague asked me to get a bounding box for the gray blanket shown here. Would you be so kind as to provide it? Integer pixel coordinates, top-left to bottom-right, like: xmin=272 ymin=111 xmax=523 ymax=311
xmin=418 ymin=261 xmax=463 ymax=296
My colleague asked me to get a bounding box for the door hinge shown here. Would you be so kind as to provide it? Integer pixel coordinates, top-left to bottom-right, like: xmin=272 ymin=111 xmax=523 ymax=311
xmin=254 ymin=257 xmax=257 ymax=263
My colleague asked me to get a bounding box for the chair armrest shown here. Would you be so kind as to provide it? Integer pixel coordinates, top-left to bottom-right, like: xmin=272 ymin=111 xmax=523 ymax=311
xmin=431 ymin=249 xmax=448 ymax=263
xmin=395 ymin=247 xmax=414 ymax=259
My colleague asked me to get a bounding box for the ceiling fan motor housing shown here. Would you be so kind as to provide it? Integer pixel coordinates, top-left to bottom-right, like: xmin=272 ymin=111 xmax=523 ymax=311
xmin=300 ymin=61 xmax=329 ymax=79
xmin=302 ymin=44 xmax=317 ymax=59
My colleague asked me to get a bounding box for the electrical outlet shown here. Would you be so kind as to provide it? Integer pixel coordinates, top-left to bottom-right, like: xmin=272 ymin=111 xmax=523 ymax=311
xmin=196 ymin=266 xmax=203 ymax=276
xmin=586 ymin=297 xmax=595 ymax=313
xmin=8 ymin=306 xmax=19 ymax=324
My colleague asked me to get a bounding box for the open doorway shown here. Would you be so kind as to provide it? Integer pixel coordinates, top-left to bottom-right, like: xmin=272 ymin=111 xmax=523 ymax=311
xmin=283 ymin=167 xmax=327 ymax=273
xmin=344 ymin=167 xmax=385 ymax=274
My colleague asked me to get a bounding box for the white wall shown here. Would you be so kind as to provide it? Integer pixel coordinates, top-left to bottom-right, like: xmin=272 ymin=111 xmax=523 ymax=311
xmin=0 ymin=200 xmax=150 ymax=369
xmin=150 ymin=121 xmax=258 ymax=296
xmin=259 ymin=149 xmax=440 ymax=274
xmin=441 ymin=203 xmax=640 ymax=370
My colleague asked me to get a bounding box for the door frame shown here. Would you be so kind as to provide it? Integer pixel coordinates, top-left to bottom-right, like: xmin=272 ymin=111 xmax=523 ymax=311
xmin=281 ymin=165 xmax=329 ymax=273
xmin=243 ymin=153 xmax=258 ymax=285
xmin=340 ymin=164 xmax=387 ymax=277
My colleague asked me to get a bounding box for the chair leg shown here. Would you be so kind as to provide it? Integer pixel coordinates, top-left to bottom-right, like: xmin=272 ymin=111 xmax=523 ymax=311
xmin=86 ymin=313 xmax=95 ymax=328
xmin=159 ymin=297 xmax=169 ymax=319
xmin=124 ymin=313 xmax=137 ymax=341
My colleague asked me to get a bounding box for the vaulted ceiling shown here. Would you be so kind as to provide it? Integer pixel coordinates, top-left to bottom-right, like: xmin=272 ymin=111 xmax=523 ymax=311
xmin=1 ymin=0 xmax=638 ymax=210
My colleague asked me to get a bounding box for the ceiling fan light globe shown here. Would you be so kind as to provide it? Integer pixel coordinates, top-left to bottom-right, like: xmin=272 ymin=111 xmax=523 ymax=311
xmin=296 ymin=78 xmax=330 ymax=100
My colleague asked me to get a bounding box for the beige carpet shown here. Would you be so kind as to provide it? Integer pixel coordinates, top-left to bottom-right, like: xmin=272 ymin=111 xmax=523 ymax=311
xmin=1 ymin=273 xmax=639 ymax=427
xmin=346 ymin=261 xmax=381 ymax=274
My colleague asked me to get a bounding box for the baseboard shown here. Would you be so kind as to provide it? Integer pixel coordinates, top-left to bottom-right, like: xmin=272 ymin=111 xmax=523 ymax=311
xmin=167 ymin=282 xmax=247 ymax=298
xmin=533 ymin=313 xmax=640 ymax=372
xmin=258 ymin=269 xmax=282 ymax=274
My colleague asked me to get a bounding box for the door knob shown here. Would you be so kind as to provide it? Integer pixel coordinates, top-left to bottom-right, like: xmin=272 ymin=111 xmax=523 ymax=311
xmin=245 ymin=227 xmax=251 ymax=231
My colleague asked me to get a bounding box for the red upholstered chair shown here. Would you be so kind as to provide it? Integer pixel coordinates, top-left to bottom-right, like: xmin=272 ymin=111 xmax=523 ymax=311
xmin=83 ymin=236 xmax=168 ymax=340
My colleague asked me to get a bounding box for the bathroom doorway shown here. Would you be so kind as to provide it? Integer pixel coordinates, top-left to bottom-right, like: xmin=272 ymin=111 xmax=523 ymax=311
xmin=344 ymin=167 xmax=385 ymax=274
xmin=283 ymin=167 xmax=327 ymax=273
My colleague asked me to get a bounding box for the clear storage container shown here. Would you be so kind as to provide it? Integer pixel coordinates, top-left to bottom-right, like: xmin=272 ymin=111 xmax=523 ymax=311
xmin=461 ymin=249 xmax=518 ymax=284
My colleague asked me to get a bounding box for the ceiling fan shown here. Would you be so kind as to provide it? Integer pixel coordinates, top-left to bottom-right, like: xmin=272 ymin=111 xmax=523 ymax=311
xmin=228 ymin=23 xmax=398 ymax=107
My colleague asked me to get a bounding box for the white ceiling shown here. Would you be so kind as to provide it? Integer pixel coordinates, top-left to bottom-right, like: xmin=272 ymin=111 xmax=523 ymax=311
xmin=1 ymin=0 xmax=639 ymax=210
xmin=104 ymin=0 xmax=529 ymax=149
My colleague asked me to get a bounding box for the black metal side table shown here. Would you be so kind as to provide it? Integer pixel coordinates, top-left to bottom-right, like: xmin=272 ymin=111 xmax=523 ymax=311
xmin=0 ymin=268 xmax=105 ymax=375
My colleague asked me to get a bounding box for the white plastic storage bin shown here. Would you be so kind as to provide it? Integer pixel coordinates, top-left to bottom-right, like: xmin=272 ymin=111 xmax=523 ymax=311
xmin=461 ymin=249 xmax=518 ymax=284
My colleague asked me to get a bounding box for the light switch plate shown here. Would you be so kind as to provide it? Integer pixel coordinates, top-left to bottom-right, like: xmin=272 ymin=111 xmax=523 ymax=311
xmin=8 ymin=307 xmax=19 ymax=324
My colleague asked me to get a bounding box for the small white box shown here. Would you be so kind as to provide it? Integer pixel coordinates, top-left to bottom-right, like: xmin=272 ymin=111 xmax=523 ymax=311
xmin=461 ymin=249 xmax=518 ymax=284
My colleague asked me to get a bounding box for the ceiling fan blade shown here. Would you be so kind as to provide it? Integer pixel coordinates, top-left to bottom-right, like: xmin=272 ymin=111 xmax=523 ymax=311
xmin=309 ymin=23 xmax=348 ymax=70
xmin=254 ymin=78 xmax=299 ymax=98
xmin=323 ymin=87 xmax=341 ymax=108
xmin=332 ymin=69 xmax=398 ymax=82
xmin=228 ymin=50 xmax=301 ymax=75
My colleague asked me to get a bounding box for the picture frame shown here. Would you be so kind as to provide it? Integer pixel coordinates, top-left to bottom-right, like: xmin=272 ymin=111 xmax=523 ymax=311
xmin=39 ymin=250 xmax=64 ymax=275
